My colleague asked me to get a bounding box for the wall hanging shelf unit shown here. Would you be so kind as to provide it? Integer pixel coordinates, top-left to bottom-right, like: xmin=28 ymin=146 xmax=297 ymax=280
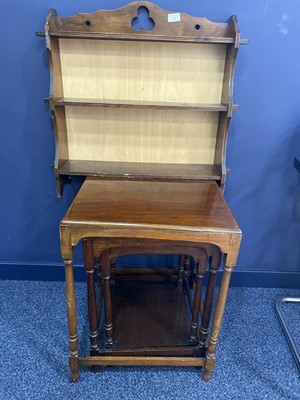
xmin=45 ymin=1 xmax=247 ymax=197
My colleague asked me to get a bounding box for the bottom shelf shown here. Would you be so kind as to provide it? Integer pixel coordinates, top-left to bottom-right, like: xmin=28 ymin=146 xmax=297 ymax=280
xmin=109 ymin=283 xmax=191 ymax=349
xmin=59 ymin=160 xmax=221 ymax=181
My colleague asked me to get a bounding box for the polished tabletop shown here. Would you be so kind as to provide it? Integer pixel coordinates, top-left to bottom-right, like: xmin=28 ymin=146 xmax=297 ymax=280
xmin=62 ymin=178 xmax=240 ymax=234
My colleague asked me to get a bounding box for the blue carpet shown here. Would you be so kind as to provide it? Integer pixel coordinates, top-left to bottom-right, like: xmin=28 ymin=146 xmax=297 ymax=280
xmin=0 ymin=281 xmax=299 ymax=400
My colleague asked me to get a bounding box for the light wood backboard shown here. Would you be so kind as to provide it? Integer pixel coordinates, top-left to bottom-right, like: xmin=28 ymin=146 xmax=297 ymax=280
xmin=58 ymin=39 xmax=226 ymax=164
xmin=59 ymin=39 xmax=226 ymax=103
xmin=65 ymin=107 xmax=219 ymax=164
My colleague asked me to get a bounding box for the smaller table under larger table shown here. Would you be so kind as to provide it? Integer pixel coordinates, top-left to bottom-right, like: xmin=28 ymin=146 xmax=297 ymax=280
xmin=60 ymin=178 xmax=242 ymax=381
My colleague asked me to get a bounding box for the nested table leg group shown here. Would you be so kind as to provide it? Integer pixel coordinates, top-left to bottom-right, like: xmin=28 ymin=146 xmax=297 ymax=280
xmin=62 ymin=238 xmax=238 ymax=382
xmin=62 ymin=234 xmax=239 ymax=383
xmin=70 ymin=238 xmax=232 ymax=382
xmin=86 ymin=242 xmax=211 ymax=351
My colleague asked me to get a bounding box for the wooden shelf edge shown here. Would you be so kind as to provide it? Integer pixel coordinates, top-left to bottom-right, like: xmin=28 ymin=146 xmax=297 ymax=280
xmin=49 ymin=31 xmax=235 ymax=44
xmin=58 ymin=160 xmax=222 ymax=181
xmin=54 ymin=98 xmax=228 ymax=112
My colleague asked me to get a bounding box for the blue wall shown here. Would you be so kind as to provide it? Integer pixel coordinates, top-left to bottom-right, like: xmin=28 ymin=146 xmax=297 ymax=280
xmin=1 ymin=0 xmax=300 ymax=284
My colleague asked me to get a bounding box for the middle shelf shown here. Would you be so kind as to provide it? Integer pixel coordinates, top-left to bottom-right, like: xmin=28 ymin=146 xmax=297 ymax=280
xmin=59 ymin=160 xmax=222 ymax=181
xmin=53 ymin=97 xmax=229 ymax=112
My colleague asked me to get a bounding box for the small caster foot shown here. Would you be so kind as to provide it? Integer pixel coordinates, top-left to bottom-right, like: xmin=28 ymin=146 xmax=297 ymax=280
xmin=91 ymin=365 xmax=100 ymax=373
xmin=105 ymin=341 xmax=114 ymax=349
xmin=202 ymin=370 xmax=211 ymax=382
xmin=69 ymin=356 xmax=79 ymax=382
xmin=70 ymin=372 xmax=79 ymax=382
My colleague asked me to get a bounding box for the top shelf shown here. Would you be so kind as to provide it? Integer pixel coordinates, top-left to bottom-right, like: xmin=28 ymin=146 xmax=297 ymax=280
xmin=53 ymin=98 xmax=229 ymax=111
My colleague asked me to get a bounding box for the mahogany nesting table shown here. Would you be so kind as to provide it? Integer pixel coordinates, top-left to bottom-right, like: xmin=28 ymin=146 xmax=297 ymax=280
xmin=60 ymin=178 xmax=241 ymax=381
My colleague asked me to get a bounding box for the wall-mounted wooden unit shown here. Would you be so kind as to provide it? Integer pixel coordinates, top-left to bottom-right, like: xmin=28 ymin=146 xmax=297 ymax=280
xmin=45 ymin=2 xmax=247 ymax=196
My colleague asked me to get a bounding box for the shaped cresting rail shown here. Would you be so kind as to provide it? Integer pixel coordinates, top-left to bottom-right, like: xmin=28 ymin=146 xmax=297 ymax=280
xmin=36 ymin=2 xmax=249 ymax=45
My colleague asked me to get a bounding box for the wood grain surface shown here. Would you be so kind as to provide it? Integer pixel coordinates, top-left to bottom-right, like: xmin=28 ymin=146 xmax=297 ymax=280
xmin=62 ymin=179 xmax=240 ymax=233
xmin=59 ymin=39 xmax=226 ymax=104
xmin=111 ymin=283 xmax=190 ymax=348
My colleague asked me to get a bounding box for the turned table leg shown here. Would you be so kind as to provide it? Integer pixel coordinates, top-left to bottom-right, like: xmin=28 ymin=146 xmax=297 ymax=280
xmin=64 ymin=256 xmax=79 ymax=382
xmin=183 ymin=255 xmax=191 ymax=282
xmin=83 ymin=239 xmax=100 ymax=372
xmin=110 ymin=261 xmax=116 ymax=284
xmin=198 ymin=248 xmax=222 ymax=357
xmin=189 ymin=251 xmax=207 ymax=345
xmin=177 ymin=255 xmax=185 ymax=287
xmin=102 ymin=249 xmax=114 ymax=348
xmin=95 ymin=255 xmax=102 ymax=285
xmin=203 ymin=264 xmax=233 ymax=382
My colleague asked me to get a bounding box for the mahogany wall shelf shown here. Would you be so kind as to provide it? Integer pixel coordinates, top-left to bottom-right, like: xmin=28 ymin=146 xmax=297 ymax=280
xmin=45 ymin=2 xmax=247 ymax=197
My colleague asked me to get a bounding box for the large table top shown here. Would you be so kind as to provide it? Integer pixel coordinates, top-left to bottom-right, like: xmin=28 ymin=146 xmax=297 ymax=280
xmin=62 ymin=178 xmax=240 ymax=235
